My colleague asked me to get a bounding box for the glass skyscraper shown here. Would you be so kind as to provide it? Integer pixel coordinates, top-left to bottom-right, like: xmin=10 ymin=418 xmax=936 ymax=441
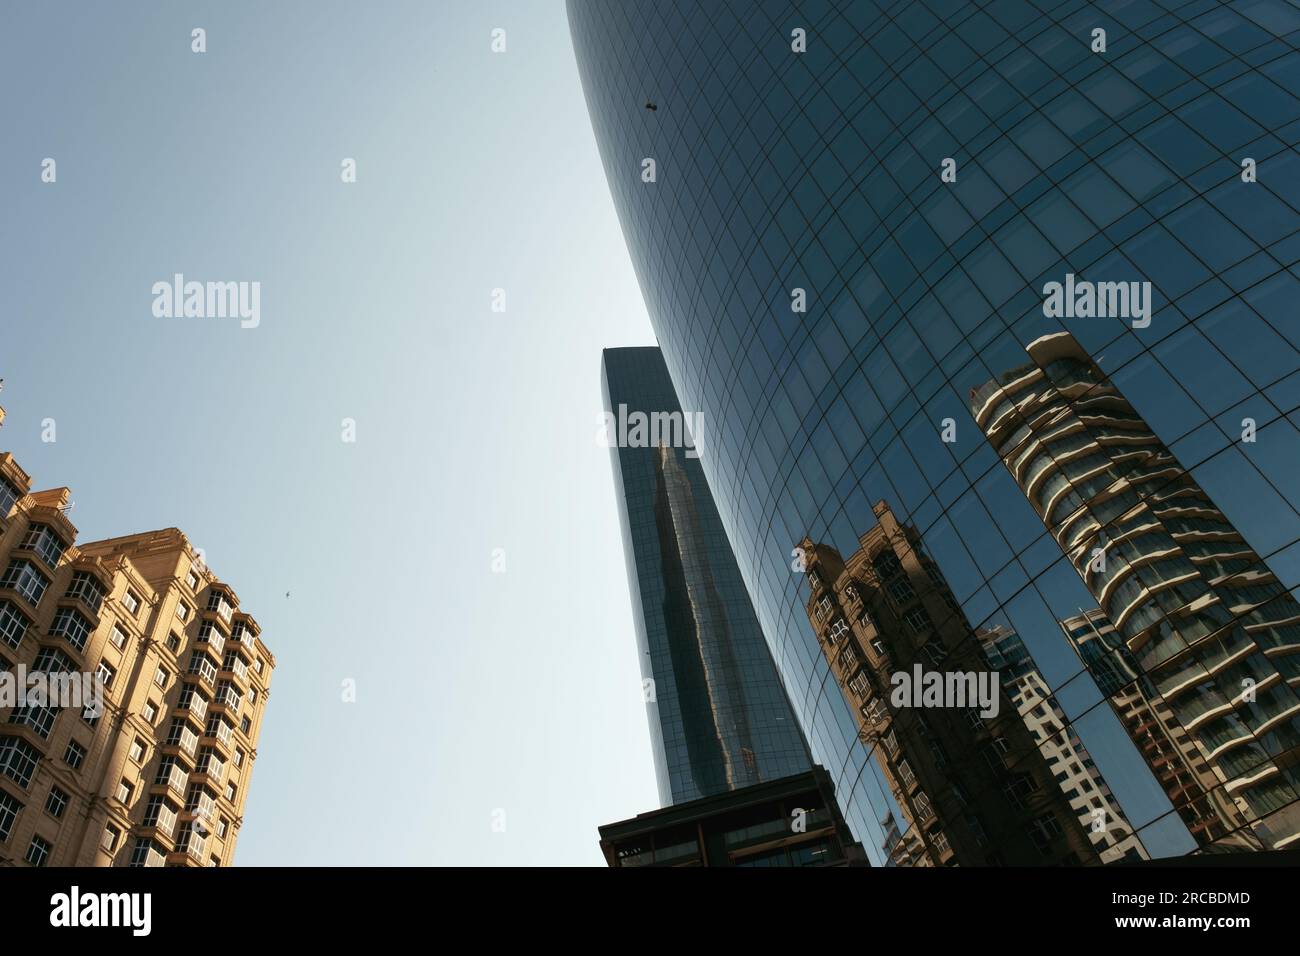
xmin=572 ymin=1 xmax=1300 ymax=862
xmin=602 ymin=347 xmax=811 ymax=806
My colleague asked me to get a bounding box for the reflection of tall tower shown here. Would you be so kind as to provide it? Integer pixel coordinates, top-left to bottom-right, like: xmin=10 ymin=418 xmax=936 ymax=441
xmin=603 ymin=348 xmax=810 ymax=806
xmin=980 ymin=624 xmax=1146 ymax=863
xmin=972 ymin=332 xmax=1300 ymax=851
xmin=653 ymin=443 xmax=754 ymax=793
xmin=799 ymin=501 xmax=1098 ymax=866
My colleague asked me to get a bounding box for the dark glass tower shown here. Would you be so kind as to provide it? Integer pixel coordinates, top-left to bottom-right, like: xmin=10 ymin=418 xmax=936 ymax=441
xmin=602 ymin=347 xmax=811 ymax=805
xmin=572 ymin=1 xmax=1300 ymax=862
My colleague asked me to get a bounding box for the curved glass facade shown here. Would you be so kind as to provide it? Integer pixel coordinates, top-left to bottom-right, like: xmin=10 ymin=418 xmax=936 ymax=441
xmin=571 ymin=0 xmax=1300 ymax=863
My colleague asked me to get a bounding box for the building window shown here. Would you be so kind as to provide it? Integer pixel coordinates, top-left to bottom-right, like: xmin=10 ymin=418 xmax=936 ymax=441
xmin=128 ymin=837 xmax=163 ymax=867
xmin=1004 ymin=774 xmax=1041 ymax=810
xmin=217 ymin=816 xmax=229 ymax=839
xmin=0 ymin=736 xmax=42 ymax=787
xmin=65 ymin=571 xmax=106 ymax=612
xmin=175 ymin=602 xmax=190 ymax=622
xmin=873 ymin=551 xmax=903 ymax=580
xmin=110 ymin=624 xmax=128 ymax=649
xmin=922 ymin=640 xmax=947 ymax=666
xmin=188 ymin=652 xmax=218 ymax=685
xmin=130 ymin=738 xmax=146 ymax=763
xmin=63 ymin=740 xmax=86 ymax=771
xmin=0 ymin=790 xmax=23 ymax=842
xmin=31 ymin=647 xmax=74 ymax=674
xmin=254 ymin=659 xmax=264 ymax=675
xmin=102 ymin=823 xmax=121 ymax=852
xmin=233 ymin=748 xmax=245 ymax=769
xmin=815 ymin=595 xmax=833 ymax=620
xmin=0 ymin=475 xmax=20 ymax=517
xmin=0 ymin=600 xmax=31 ymax=650
xmin=239 ymin=716 xmax=251 ymax=735
xmin=186 ymin=569 xmax=199 ymax=591
xmin=848 ymin=672 xmax=871 ymax=698
xmin=887 ymin=576 xmax=916 ymax=604
xmin=166 ymin=632 xmax=180 ymax=653
xmin=224 ymin=782 xmax=237 ymax=802
xmin=913 ymin=791 xmax=934 ymax=822
xmin=44 ymin=786 xmax=68 ymax=818
xmin=1 ymin=560 xmax=50 ymax=606
xmin=96 ymin=660 xmax=116 ymax=689
xmin=142 ymin=700 xmax=158 ymax=724
xmin=142 ymin=795 xmax=179 ymax=837
xmin=903 ymin=607 xmax=932 ymax=634
xmin=828 ymin=618 xmax=850 ymax=643
xmin=207 ymin=591 xmax=234 ymax=622
xmin=154 ymin=666 xmax=169 ymax=689
xmin=25 ymin=835 xmax=51 ymax=867
xmin=115 ymin=779 xmax=133 ymax=804
xmin=931 ymin=829 xmax=951 ymax=855
xmin=122 ymin=590 xmax=141 ymax=615
xmin=898 ymin=760 xmax=917 ymax=789
xmin=1029 ymin=813 xmax=1064 ymax=852
xmin=19 ymin=524 xmax=66 ymax=569
xmin=8 ymin=704 xmax=57 ymax=739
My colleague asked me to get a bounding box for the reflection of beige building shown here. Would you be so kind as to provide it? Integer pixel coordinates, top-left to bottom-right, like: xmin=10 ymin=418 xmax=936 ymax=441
xmin=799 ymin=501 xmax=1097 ymax=866
xmin=0 ymin=409 xmax=274 ymax=866
xmin=980 ymin=624 xmax=1146 ymax=863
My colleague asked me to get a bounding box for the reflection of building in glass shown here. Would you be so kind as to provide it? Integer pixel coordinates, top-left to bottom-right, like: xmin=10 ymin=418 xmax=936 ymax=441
xmin=598 ymin=766 xmax=864 ymax=867
xmin=973 ymin=332 xmax=1300 ymax=851
xmin=1062 ymin=609 xmax=1240 ymax=847
xmin=798 ymin=500 xmax=1097 ymax=865
xmin=981 ymin=623 xmax=1146 ymax=862
xmin=602 ymin=348 xmax=809 ymax=805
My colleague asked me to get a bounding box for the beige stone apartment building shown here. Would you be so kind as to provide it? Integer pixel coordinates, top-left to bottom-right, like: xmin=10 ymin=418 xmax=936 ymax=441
xmin=0 ymin=406 xmax=274 ymax=866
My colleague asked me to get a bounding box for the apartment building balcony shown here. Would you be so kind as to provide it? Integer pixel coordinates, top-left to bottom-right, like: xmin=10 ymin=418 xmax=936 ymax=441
xmin=136 ymin=846 xmax=166 ymax=868
xmin=139 ymin=808 xmax=179 ymax=844
xmin=191 ymin=756 xmax=226 ymax=788
xmin=202 ymin=723 xmax=234 ymax=758
xmin=211 ymin=685 xmax=242 ymax=710
xmin=176 ymin=694 xmax=209 ymax=728
xmin=197 ymin=624 xmax=226 ymax=657
xmin=152 ymin=763 xmax=190 ymax=800
xmin=230 ymin=626 xmax=258 ymax=662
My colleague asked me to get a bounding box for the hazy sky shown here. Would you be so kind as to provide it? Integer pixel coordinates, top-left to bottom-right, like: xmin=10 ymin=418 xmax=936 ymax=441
xmin=0 ymin=1 xmax=662 ymax=864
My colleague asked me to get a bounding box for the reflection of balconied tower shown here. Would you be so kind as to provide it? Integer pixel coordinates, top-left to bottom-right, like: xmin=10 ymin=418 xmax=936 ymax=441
xmin=972 ymin=332 xmax=1300 ymax=851
xmin=602 ymin=348 xmax=810 ymax=806
xmin=1061 ymin=609 xmax=1243 ymax=846
xmin=798 ymin=501 xmax=1098 ymax=866
xmin=980 ymin=624 xmax=1146 ymax=863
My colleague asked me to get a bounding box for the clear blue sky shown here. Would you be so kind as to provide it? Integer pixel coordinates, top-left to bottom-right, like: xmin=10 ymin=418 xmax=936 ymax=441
xmin=0 ymin=0 xmax=662 ymax=864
